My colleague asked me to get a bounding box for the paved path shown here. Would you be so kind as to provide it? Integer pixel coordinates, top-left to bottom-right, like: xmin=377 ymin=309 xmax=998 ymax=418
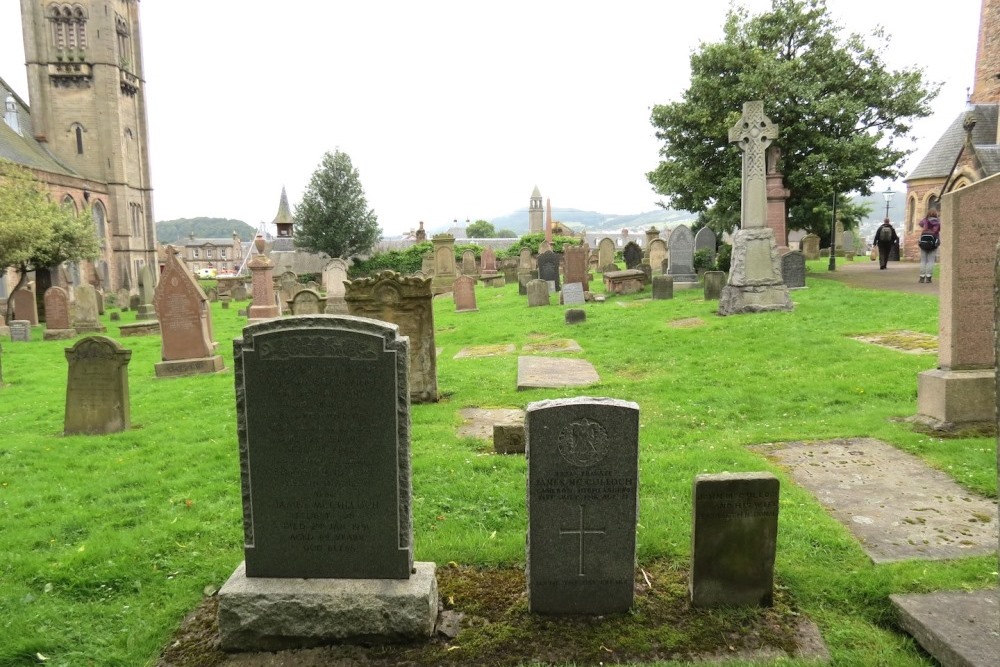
xmin=809 ymin=257 xmax=938 ymax=296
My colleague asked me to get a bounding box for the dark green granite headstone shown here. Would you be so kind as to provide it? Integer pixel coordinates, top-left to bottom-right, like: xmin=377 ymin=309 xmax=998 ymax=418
xmin=234 ymin=315 xmax=412 ymax=579
xmin=690 ymin=472 xmax=779 ymax=608
xmin=526 ymin=397 xmax=639 ymax=615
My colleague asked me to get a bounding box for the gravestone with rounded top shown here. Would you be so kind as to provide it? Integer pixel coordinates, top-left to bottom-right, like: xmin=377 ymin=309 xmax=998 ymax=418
xmin=695 ymin=227 xmax=717 ymax=265
xmin=801 ymin=234 xmax=820 ymax=260
xmin=153 ymin=248 xmax=224 ymax=377
xmin=277 ymin=271 xmax=298 ymax=313
xmin=288 ymin=289 xmax=326 ymax=315
xmin=64 ymin=336 xmax=131 ymax=435
xmin=461 ymin=249 xmax=478 ymax=276
xmin=537 ymin=251 xmax=561 ymax=292
xmin=71 ymin=284 xmax=106 ymax=333
xmin=526 ymin=397 xmax=640 ymax=615
xmin=667 ymin=226 xmax=698 ymax=283
xmin=43 ymin=287 xmax=75 ymax=340
xmin=453 ymin=275 xmax=478 ymax=312
xmin=323 ymin=258 xmax=350 ymax=298
xmin=598 ymin=238 xmax=615 ymax=270
xmin=648 ymin=239 xmax=667 ymax=273
xmin=11 ymin=285 xmax=38 ymax=325
xmin=622 ymin=242 xmax=642 ymax=269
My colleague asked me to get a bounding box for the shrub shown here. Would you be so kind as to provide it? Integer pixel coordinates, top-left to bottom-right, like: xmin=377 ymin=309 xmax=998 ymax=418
xmin=350 ymin=241 xmax=433 ymax=277
xmin=693 ymin=248 xmax=715 ymax=272
xmin=716 ymin=243 xmax=733 ymax=273
xmin=498 ymin=233 xmax=583 ymax=259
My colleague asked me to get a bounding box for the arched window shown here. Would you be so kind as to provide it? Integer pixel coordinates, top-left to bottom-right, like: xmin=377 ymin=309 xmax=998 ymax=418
xmin=92 ymin=200 xmax=106 ymax=243
xmin=70 ymin=122 xmax=85 ymax=154
xmin=61 ymin=194 xmax=77 ymax=214
xmin=48 ymin=4 xmax=87 ymax=52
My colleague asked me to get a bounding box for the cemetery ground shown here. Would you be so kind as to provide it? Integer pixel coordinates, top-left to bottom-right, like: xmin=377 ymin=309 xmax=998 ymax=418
xmin=0 ymin=266 xmax=996 ymax=666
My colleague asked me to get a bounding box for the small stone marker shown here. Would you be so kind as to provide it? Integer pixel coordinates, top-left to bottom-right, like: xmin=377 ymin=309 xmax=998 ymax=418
xmin=493 ymin=423 xmax=526 ymax=455
xmin=453 ymin=275 xmax=478 ymax=312
xmin=561 ymin=282 xmax=585 ymax=305
xmin=527 ymin=279 xmax=550 ymax=307
xmin=703 ymin=271 xmax=726 ymax=300
xmin=64 ymin=336 xmax=131 ymax=435
xmin=109 ymin=311 xmax=121 ymax=321
xmin=651 ymin=275 xmax=673 ymax=300
xmin=517 ymin=356 xmax=599 ymax=390
xmin=565 ymin=309 xmax=586 ymax=325
xmin=526 ymin=397 xmax=639 ymax=615
xmin=10 ymin=320 xmax=30 ymax=342
xmin=690 ymin=472 xmax=779 ymax=608
xmin=218 ymin=315 xmax=437 ymax=650
xmin=781 ymin=251 xmax=806 ymax=289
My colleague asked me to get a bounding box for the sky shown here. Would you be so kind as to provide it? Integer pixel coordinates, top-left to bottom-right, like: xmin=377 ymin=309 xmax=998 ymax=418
xmin=0 ymin=1 xmax=985 ymax=237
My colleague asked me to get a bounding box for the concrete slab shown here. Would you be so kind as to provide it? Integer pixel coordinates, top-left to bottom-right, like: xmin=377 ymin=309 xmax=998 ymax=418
xmin=457 ymin=408 xmax=525 ymax=441
xmin=453 ymin=344 xmax=516 ymax=359
xmin=521 ymin=339 xmax=582 ymax=354
xmin=891 ymin=589 xmax=999 ymax=667
xmin=756 ymin=438 xmax=997 ymax=563
xmin=517 ymin=356 xmax=599 ymax=390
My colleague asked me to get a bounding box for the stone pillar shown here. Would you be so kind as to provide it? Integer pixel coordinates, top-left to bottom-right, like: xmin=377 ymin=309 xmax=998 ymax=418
xmin=765 ymin=146 xmax=790 ymax=250
xmin=430 ymin=234 xmax=457 ymax=295
xmin=248 ymin=255 xmax=280 ymax=321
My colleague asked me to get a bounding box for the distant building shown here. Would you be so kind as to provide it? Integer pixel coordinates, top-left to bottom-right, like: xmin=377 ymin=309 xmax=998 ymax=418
xmin=161 ymin=232 xmax=245 ymax=275
xmin=528 ymin=186 xmax=543 ymax=234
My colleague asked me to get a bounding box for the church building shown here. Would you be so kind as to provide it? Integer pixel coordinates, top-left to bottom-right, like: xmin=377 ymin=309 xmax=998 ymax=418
xmin=0 ymin=0 xmax=156 ymax=302
xmin=903 ymin=0 xmax=999 ymax=260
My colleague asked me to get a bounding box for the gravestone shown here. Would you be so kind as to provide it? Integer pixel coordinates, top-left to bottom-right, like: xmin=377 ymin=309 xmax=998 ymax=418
xmin=153 ymin=248 xmax=224 ymax=377
xmin=136 ymin=264 xmax=158 ymax=321
xmin=494 ymin=423 xmax=525 ymax=455
xmin=667 ymin=226 xmax=697 ymax=283
xmin=322 ymin=259 xmax=350 ymax=314
xmin=277 ymin=271 xmax=298 ymax=313
xmin=526 ymin=397 xmax=640 ymax=614
xmin=461 ymin=249 xmax=478 ymax=276
xmin=288 ymin=289 xmax=326 ymax=315
xmin=647 ymin=239 xmax=667 ymax=273
xmin=248 ymin=252 xmax=280 ymax=321
xmin=502 ymin=258 xmax=518 ymax=284
xmin=536 ymin=251 xmax=561 ymax=292
xmin=563 ymin=245 xmax=589 ymax=291
xmin=453 ymin=275 xmax=478 ymax=312
xmin=564 ymin=309 xmax=586 ymax=325
xmin=601 ymin=262 xmax=619 ymax=274
xmin=916 ymin=173 xmax=1000 ymax=430
xmin=231 ymin=284 xmax=248 ymax=301
xmin=345 ymin=271 xmax=438 ymax=403
xmin=218 ymin=316 xmax=437 ymax=650
xmin=690 ymin=472 xmax=779 ymax=608
xmin=651 ymin=275 xmax=673 ymax=300
xmin=519 ymin=248 xmax=534 ymax=272
xmin=518 ymin=274 xmax=530 ymax=296
xmin=598 ymin=238 xmax=615 ymax=270
xmin=561 ymin=282 xmax=585 ymax=306
xmin=480 ymin=247 xmax=498 ymax=275
xmin=695 ymin=227 xmax=717 ymax=265
xmin=420 ymin=252 xmax=434 ymax=276
xmin=431 ymin=234 xmax=457 ymax=294
xmin=841 ymin=230 xmax=855 ymax=255
xmin=637 ymin=263 xmax=652 ymax=285
xmin=116 ymin=288 xmax=130 ymax=311
xmin=622 ymin=241 xmax=642 ymax=269
xmin=206 ymin=288 xmax=219 ymax=303
xmin=801 ymin=234 xmax=820 ymax=260
xmin=10 ymin=320 xmax=31 ymax=342
xmin=71 ymin=284 xmax=106 ymax=333
xmin=11 ymin=285 xmax=38 ymax=325
xmin=43 ymin=287 xmax=75 ymax=340
xmin=128 ymin=293 xmax=140 ymax=311
xmin=703 ymin=271 xmax=726 ymax=300
xmin=527 ymin=279 xmax=550 ymax=307
xmin=63 ymin=335 xmax=131 ymax=435
xmin=781 ymin=251 xmax=806 ymax=289
xmin=719 ymin=101 xmax=793 ymax=316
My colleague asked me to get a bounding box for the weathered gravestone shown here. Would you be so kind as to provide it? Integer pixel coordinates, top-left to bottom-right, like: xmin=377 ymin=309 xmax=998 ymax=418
xmin=288 ymin=289 xmax=326 ymax=315
xmin=695 ymin=227 xmax=717 ymax=265
xmin=10 ymin=320 xmax=31 ymax=342
xmin=248 ymin=251 xmax=280 ymax=320
xmin=841 ymin=230 xmax=855 ymax=257
xmin=431 ymin=234 xmax=457 ymax=295
xmin=43 ymin=287 xmax=76 ymax=340
xmin=323 ymin=258 xmax=350 ymax=314
xmin=801 ymin=234 xmax=820 ymax=260
xmin=652 ymin=275 xmax=674 ymax=300
xmin=116 ymin=288 xmax=130 ymax=311
xmin=598 ymin=238 xmax=615 ymax=270
xmin=136 ymin=264 xmax=158 ymax=321
xmin=622 ymin=241 xmax=642 ymax=269
xmin=480 ymin=246 xmax=498 ymax=275
xmin=637 ymin=262 xmax=652 ymax=285
xmin=420 ymin=253 xmax=434 ymax=276
xmin=461 ymin=249 xmax=478 ymax=276
xmin=781 ymin=250 xmax=807 ymax=289
xmin=647 ymin=239 xmax=667 ymax=274
xmin=63 ymin=335 xmax=131 ymax=435
xmin=276 ymin=271 xmax=298 ymax=313
xmin=537 ymin=251 xmax=561 ymax=292
xmin=563 ymin=245 xmax=589 ymax=291
xmin=206 ymin=287 xmax=219 ymax=303
xmin=690 ymin=472 xmax=779 ymax=608
xmin=11 ymin=285 xmax=38 ymax=325
xmin=526 ymin=397 xmax=639 ymax=614
xmin=231 ymin=284 xmax=248 ymax=301
xmin=667 ymin=225 xmax=698 ymax=283
xmin=218 ymin=316 xmax=437 ymax=650
xmin=603 ymin=270 xmax=645 ymax=295
xmin=527 ymin=279 xmax=550 ymax=307
xmin=561 ymin=282 xmax=585 ymax=306
xmin=71 ymin=284 xmax=106 ymax=333
xmin=128 ymin=293 xmax=140 ymax=312
xmin=703 ymin=271 xmax=726 ymax=300
xmin=153 ymin=248 xmax=224 ymax=377
xmin=345 ymin=271 xmax=438 ymax=403
xmin=565 ymin=309 xmax=586 ymax=325
xmin=453 ymin=275 xmax=478 ymax=312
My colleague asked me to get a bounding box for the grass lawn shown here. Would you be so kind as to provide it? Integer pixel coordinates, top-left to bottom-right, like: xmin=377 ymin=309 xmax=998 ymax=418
xmin=0 ymin=269 xmax=995 ymax=666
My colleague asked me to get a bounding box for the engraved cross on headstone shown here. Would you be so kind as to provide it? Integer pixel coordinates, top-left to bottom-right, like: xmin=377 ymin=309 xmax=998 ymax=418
xmin=728 ymin=101 xmax=778 ymax=229
xmin=559 ymin=505 xmax=606 ymax=576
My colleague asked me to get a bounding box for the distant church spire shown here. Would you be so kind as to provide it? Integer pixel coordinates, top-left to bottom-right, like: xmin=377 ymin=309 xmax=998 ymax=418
xmin=273 ymin=187 xmax=294 ymax=238
xmin=528 ymin=185 xmax=543 ymax=234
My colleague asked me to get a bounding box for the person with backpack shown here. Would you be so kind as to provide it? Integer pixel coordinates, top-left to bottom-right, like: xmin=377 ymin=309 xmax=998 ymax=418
xmin=872 ymin=218 xmax=899 ymax=270
xmin=917 ymin=208 xmax=941 ymax=283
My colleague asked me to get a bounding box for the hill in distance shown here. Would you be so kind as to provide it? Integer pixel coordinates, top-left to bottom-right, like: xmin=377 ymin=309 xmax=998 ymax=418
xmin=156 ymin=217 xmax=257 ymax=244
xmin=484 ymin=207 xmax=697 ymax=235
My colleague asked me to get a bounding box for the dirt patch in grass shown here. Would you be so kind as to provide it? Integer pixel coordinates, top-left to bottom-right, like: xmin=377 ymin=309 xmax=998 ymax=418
xmin=851 ymin=330 xmax=937 ymax=354
xmin=668 ymin=317 xmax=707 ymax=329
xmin=157 ymin=561 xmax=828 ymax=666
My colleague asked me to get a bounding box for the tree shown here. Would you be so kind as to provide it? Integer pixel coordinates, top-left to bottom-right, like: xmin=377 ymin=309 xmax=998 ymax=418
xmin=465 ymin=219 xmax=496 ymax=238
xmin=294 ymin=150 xmax=380 ymax=259
xmin=647 ymin=0 xmax=938 ymax=244
xmin=0 ymin=160 xmax=99 ymax=322
xmin=496 ymin=228 xmax=519 ymax=238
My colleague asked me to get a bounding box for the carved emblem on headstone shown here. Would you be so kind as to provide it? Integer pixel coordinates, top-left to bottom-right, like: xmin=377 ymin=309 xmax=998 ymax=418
xmin=558 ymin=418 xmax=608 ymax=467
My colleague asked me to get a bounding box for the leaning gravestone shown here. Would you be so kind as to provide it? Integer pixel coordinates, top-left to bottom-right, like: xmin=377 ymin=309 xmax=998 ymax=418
xmin=70 ymin=284 xmax=106 ymax=333
xmin=345 ymin=271 xmax=438 ymax=403
xmin=781 ymin=250 xmax=807 ymax=289
xmin=536 ymin=251 xmax=561 ymax=292
xmin=153 ymin=248 xmax=224 ymax=377
xmin=527 ymin=279 xmax=550 ymax=307
xmin=453 ymin=275 xmax=478 ymax=312
xmin=561 ymin=282 xmax=585 ymax=306
xmin=526 ymin=397 xmax=640 ymax=615
xmin=690 ymin=472 xmax=779 ymax=608
xmin=63 ymin=336 xmax=131 ymax=435
xmin=623 ymin=241 xmax=642 ymax=269
xmin=217 ymin=316 xmax=437 ymax=650
xmin=43 ymin=287 xmax=76 ymax=340
xmin=667 ymin=226 xmax=698 ymax=283
xmin=288 ymin=288 xmax=326 ymax=315
xmin=695 ymin=227 xmax=717 ymax=265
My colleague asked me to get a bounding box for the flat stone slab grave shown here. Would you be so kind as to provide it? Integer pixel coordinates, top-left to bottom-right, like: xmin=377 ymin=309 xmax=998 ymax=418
xmin=756 ymin=438 xmax=997 ymax=563
xmin=851 ymin=330 xmax=937 ymax=355
xmin=454 ymin=344 xmax=516 ymax=359
xmin=891 ymin=589 xmax=999 ymax=667
xmin=457 ymin=408 xmax=525 ymax=441
xmin=521 ymin=339 xmax=582 ymax=354
xmin=517 ymin=356 xmax=599 ymax=391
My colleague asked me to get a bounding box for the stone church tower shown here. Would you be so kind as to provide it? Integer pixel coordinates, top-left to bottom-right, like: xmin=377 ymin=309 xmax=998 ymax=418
xmin=19 ymin=0 xmax=156 ymax=290
xmin=528 ymin=185 xmax=543 ymax=234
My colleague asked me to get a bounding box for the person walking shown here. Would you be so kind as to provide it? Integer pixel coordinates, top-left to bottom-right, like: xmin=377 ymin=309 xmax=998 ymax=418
xmin=917 ymin=208 xmax=941 ymax=283
xmin=872 ymin=217 xmax=899 ymax=270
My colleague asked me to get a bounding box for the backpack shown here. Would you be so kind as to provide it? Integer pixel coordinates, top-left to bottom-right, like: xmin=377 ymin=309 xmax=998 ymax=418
xmin=918 ymin=233 xmax=939 ymax=251
xmin=878 ymin=225 xmax=893 ymax=243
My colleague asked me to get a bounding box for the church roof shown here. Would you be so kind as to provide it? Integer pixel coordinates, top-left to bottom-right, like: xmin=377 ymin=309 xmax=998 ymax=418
xmin=905 ymin=104 xmax=999 ymax=181
xmin=0 ymin=76 xmax=79 ymax=177
xmin=272 ymin=186 xmax=294 ymax=226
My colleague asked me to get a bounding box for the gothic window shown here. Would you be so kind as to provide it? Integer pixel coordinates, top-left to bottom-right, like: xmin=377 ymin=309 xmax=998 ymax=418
xmin=48 ymin=4 xmax=87 ymax=52
xmin=116 ymin=14 xmax=131 ymax=69
xmin=74 ymin=125 xmax=83 ymax=154
xmin=61 ymin=194 xmax=77 ymax=214
xmin=92 ymin=200 xmax=106 ymax=240
xmin=129 ymin=203 xmax=143 ymax=238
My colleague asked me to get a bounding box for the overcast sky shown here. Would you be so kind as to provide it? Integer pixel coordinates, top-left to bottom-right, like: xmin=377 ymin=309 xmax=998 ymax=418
xmin=0 ymin=1 xmax=984 ymax=236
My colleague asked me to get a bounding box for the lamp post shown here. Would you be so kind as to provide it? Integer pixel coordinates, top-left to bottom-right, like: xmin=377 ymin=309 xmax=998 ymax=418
xmin=882 ymin=187 xmax=895 ymax=219
xmin=828 ymin=193 xmax=837 ymax=272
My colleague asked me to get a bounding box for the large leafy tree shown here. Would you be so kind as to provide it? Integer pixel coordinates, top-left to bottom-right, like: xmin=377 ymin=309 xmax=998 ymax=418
xmin=647 ymin=0 xmax=938 ymax=243
xmin=0 ymin=159 xmax=99 ymax=322
xmin=294 ymin=150 xmax=381 ymax=259
xmin=466 ymin=219 xmax=496 ymax=238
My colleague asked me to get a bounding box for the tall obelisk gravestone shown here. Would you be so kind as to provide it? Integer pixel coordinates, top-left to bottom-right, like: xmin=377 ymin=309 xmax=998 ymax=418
xmin=718 ymin=101 xmax=793 ymax=316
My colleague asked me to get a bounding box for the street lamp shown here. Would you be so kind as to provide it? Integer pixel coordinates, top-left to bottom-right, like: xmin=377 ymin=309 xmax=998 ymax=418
xmin=882 ymin=187 xmax=895 ymax=219
xmin=828 ymin=193 xmax=837 ymax=272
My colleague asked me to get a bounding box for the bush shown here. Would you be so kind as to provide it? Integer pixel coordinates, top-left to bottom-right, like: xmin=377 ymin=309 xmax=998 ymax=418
xmin=693 ymin=248 xmax=715 ymax=272
xmin=498 ymin=233 xmax=583 ymax=259
xmin=716 ymin=243 xmax=733 ymax=273
xmin=350 ymin=241 xmax=433 ymax=277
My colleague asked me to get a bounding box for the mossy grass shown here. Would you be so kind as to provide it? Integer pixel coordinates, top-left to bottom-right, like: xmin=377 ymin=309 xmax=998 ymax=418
xmin=0 ymin=274 xmax=994 ymax=665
